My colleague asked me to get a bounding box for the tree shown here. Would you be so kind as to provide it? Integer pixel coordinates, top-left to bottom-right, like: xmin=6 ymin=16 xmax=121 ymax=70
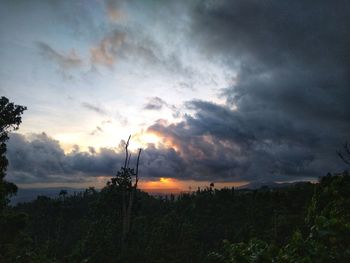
xmin=0 ymin=96 xmax=27 ymax=262
xmin=59 ymin=190 xmax=68 ymax=202
xmin=0 ymin=96 xmax=27 ymax=211
xmin=107 ymin=135 xmax=141 ymax=250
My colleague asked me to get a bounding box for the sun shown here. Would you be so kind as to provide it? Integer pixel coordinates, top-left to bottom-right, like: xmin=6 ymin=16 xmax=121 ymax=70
xmin=140 ymin=177 xmax=179 ymax=189
xmin=127 ymin=131 xmax=162 ymax=151
xmin=159 ymin=177 xmax=170 ymax=183
xmin=140 ymin=132 xmax=161 ymax=145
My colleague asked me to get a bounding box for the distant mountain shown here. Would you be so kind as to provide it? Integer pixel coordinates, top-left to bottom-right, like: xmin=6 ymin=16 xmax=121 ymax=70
xmin=10 ymin=182 xmax=309 ymax=205
xmin=237 ymin=181 xmax=299 ymax=190
xmin=10 ymin=187 xmax=84 ymax=205
xmin=10 ymin=187 xmax=185 ymax=205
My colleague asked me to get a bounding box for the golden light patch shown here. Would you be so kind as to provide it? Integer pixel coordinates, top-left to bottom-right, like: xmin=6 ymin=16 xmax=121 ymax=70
xmin=163 ymin=139 xmax=180 ymax=152
xmin=159 ymin=177 xmax=169 ymax=183
xmin=148 ymin=130 xmax=180 ymax=152
xmin=128 ymin=131 xmax=163 ymax=151
xmin=140 ymin=132 xmax=161 ymax=145
xmin=140 ymin=177 xmax=179 ymax=190
xmin=139 ymin=178 xmax=250 ymax=192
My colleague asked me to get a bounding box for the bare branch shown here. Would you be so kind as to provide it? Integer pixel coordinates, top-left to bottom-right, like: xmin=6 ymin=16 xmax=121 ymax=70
xmin=134 ymin=148 xmax=142 ymax=188
xmin=127 ymin=153 xmax=131 ymax=168
xmin=338 ymin=151 xmax=350 ymax=165
xmin=344 ymin=143 xmax=350 ymax=156
xmin=124 ymin=135 xmax=131 ymax=169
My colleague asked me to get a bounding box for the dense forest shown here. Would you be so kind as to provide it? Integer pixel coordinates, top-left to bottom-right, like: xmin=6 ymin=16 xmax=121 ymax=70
xmin=1 ymin=172 xmax=350 ymax=263
xmin=1 ymin=97 xmax=350 ymax=263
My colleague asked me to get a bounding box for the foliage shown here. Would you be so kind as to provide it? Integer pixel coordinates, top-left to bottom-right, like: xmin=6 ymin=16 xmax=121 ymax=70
xmin=0 ymin=96 xmax=27 ymax=210
xmin=9 ymin=180 xmax=316 ymax=262
xmin=208 ymin=239 xmax=275 ymax=263
xmin=209 ymin=172 xmax=350 ymax=263
xmin=4 ymin=173 xmax=349 ymax=263
xmin=0 ymin=96 xmax=27 ymax=262
xmin=2 ymin=97 xmax=349 ymax=262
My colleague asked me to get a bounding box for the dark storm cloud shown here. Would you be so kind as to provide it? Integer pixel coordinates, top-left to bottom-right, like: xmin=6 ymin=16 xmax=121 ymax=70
xmin=139 ymin=144 xmax=186 ymax=179
xmin=148 ymin=100 xmax=347 ymax=182
xmin=6 ymin=133 xmax=187 ymax=184
xmin=191 ymin=0 xmax=350 ymax=68
xmin=140 ymin=0 xmax=350 ymax=182
xmin=7 ymin=133 xmax=71 ymax=184
xmin=190 ymin=0 xmax=350 ymax=120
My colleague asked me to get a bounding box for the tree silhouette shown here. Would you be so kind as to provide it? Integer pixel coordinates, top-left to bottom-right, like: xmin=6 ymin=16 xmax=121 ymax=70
xmin=107 ymin=135 xmax=141 ymax=249
xmin=0 ymin=96 xmax=27 ymax=262
xmin=0 ymin=96 xmax=27 ymax=211
xmin=59 ymin=190 xmax=68 ymax=202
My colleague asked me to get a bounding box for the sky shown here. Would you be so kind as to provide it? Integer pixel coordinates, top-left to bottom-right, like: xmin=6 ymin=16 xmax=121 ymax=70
xmin=1 ymin=0 xmax=349 ymax=190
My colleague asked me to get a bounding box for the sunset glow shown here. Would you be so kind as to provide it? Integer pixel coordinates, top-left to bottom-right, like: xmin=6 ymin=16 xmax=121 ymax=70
xmin=139 ymin=178 xmax=249 ymax=192
xmin=130 ymin=132 xmax=163 ymax=150
xmin=140 ymin=177 xmax=178 ymax=190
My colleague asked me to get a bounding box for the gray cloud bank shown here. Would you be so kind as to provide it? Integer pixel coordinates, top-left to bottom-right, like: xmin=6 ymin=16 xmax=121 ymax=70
xmin=6 ymin=133 xmax=185 ymax=184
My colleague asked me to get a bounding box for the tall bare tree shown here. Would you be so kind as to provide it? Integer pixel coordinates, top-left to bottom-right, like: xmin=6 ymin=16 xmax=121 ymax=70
xmin=108 ymin=135 xmax=142 ymax=249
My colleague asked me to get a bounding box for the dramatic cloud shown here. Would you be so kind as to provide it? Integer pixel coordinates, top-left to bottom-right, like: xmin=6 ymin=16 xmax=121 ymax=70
xmin=191 ymin=1 xmax=350 ymax=68
xmin=6 ymin=133 xmax=187 ymax=184
xmin=148 ymin=100 xmax=348 ymax=182
xmin=90 ymin=30 xmax=126 ymax=66
xmin=89 ymin=26 xmax=194 ymax=81
xmin=142 ymin=0 xmax=350 ymax=182
xmin=3 ymin=0 xmax=350 ymax=185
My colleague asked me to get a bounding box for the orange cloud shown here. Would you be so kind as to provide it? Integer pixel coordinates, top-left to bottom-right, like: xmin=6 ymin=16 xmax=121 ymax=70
xmin=90 ymin=30 xmax=126 ymax=66
xmin=105 ymin=0 xmax=127 ymax=22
